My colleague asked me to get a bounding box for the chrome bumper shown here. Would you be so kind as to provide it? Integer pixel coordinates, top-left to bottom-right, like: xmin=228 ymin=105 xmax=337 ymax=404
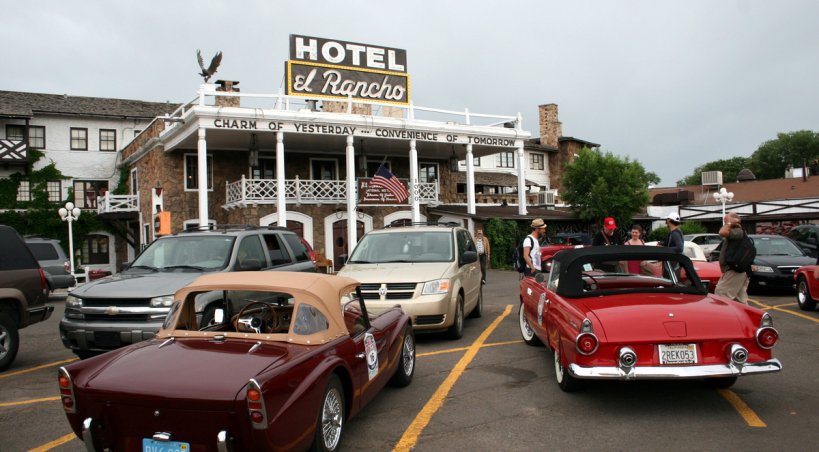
xmin=569 ymin=358 xmax=782 ymax=380
xmin=81 ymin=417 xmax=233 ymax=451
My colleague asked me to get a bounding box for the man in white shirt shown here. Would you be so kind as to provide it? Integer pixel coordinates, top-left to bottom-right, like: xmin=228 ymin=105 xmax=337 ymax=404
xmin=523 ymin=218 xmax=548 ymax=277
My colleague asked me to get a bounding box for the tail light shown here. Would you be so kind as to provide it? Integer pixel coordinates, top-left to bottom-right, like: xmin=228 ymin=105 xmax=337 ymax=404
xmin=575 ymin=319 xmax=599 ymax=355
xmin=38 ymin=268 xmax=48 ymax=294
xmin=58 ymin=367 xmax=76 ymax=413
xmin=619 ymin=347 xmax=637 ymax=367
xmin=729 ymin=344 xmax=748 ymax=364
xmin=756 ymin=313 xmax=779 ymax=349
xmin=63 ymin=260 xmax=71 ymax=273
xmin=246 ymin=379 xmax=268 ymax=430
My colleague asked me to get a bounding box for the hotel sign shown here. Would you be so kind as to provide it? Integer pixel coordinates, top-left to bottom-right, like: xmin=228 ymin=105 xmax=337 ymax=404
xmin=286 ymin=34 xmax=410 ymax=105
xmin=357 ymin=178 xmax=408 ymax=205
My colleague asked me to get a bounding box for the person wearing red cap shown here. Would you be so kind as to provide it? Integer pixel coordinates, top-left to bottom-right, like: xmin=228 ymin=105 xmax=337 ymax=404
xmin=593 ymin=216 xmax=622 ymax=246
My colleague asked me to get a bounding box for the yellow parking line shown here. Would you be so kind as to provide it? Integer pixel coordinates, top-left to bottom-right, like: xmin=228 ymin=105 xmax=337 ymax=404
xmin=748 ymin=299 xmax=819 ymax=324
xmin=0 ymin=396 xmax=60 ymax=408
xmin=718 ymin=389 xmax=767 ymax=428
xmin=27 ymin=433 xmax=77 ymax=451
xmin=393 ymin=305 xmax=513 ymax=452
xmin=0 ymin=358 xmax=78 ymax=380
xmin=417 ymin=340 xmax=523 ymax=358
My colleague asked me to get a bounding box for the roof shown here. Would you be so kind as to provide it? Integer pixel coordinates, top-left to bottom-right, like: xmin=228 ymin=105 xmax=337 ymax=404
xmin=159 ymin=272 xmax=359 ymax=346
xmin=0 ymin=90 xmax=180 ymax=119
xmin=650 ymin=176 xmax=819 ymax=205
xmin=429 ymin=205 xmax=579 ymax=222
xmin=454 ymin=171 xmax=540 ymax=187
xmin=558 ymin=136 xmax=601 ymax=148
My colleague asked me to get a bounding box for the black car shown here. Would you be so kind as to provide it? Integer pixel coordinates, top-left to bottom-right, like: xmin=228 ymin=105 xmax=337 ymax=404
xmin=712 ymin=234 xmax=815 ymax=291
xmin=786 ymin=224 xmax=819 ymax=258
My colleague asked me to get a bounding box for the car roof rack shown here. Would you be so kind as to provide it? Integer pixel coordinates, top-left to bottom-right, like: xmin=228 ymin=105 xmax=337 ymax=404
xmin=179 ymin=224 xmax=258 ymax=233
xmin=384 ymin=221 xmax=461 ymax=228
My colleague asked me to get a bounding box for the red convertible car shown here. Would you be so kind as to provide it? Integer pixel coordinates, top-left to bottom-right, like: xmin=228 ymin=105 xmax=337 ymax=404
xmin=795 ymin=262 xmax=819 ymax=310
xmin=518 ymin=247 xmax=781 ymax=392
xmin=58 ymin=272 xmax=415 ymax=451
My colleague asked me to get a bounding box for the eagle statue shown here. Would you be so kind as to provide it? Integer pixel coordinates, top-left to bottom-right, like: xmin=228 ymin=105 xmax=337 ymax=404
xmin=196 ymin=50 xmax=223 ymax=83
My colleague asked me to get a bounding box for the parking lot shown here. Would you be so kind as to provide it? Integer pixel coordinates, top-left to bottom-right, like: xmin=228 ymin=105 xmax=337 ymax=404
xmin=2 ymin=269 xmax=818 ymax=451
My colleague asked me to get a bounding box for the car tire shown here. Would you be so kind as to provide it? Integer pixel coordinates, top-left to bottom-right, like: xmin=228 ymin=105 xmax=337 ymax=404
xmin=796 ymin=276 xmax=817 ymax=311
xmin=704 ymin=377 xmax=738 ymax=389
xmin=554 ymin=340 xmax=582 ymax=392
xmin=310 ymin=374 xmax=345 ymax=452
xmin=0 ymin=311 xmax=20 ymax=371
xmin=468 ymin=288 xmax=483 ymax=319
xmin=389 ymin=326 xmax=415 ymax=387
xmin=518 ymin=302 xmax=542 ymax=346
xmin=446 ymin=295 xmax=464 ymax=340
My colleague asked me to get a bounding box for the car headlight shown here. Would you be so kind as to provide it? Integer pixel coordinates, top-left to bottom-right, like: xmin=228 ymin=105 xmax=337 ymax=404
xmin=150 ymin=295 xmax=175 ymax=307
xmin=422 ymin=279 xmax=451 ymax=295
xmin=755 ymin=265 xmax=774 ymax=273
xmin=65 ymin=295 xmax=82 ymax=308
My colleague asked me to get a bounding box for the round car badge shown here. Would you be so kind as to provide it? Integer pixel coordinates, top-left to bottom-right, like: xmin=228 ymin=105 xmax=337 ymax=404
xmin=364 ymin=332 xmax=379 ymax=380
xmin=378 ymin=286 xmax=388 ymax=297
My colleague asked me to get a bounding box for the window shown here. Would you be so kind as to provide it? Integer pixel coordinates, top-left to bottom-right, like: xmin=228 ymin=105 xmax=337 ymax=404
xmin=99 ymin=129 xmax=117 ymax=152
xmin=80 ymin=234 xmax=110 ymax=265
xmin=70 ymin=128 xmax=88 ymax=150
xmin=292 ymin=303 xmax=329 ymax=335
xmin=29 ymin=126 xmax=45 ymax=148
xmin=130 ymin=169 xmax=138 ymax=195
xmin=73 ymin=180 xmax=109 ymax=209
xmin=310 ymin=158 xmax=338 ymax=180
xmin=282 ymin=234 xmax=310 ymax=262
xmin=251 ymin=157 xmax=275 ymax=179
xmin=458 ymin=157 xmax=481 ymax=167
xmin=47 ymin=180 xmax=61 ymax=202
xmin=419 ymin=163 xmax=438 ymax=183
xmin=134 ymin=129 xmax=142 ymax=137
xmin=529 ymin=153 xmax=544 ymax=170
xmin=5 ymin=124 xmax=24 ymax=141
xmin=16 ymin=181 xmax=30 ymax=202
xmin=184 ymin=154 xmax=214 ymax=190
xmin=366 ymin=160 xmax=390 ymax=177
xmin=263 ymin=234 xmax=292 ymax=266
xmin=496 ymin=152 xmax=515 ymax=168
xmin=236 ymin=236 xmax=268 ymax=268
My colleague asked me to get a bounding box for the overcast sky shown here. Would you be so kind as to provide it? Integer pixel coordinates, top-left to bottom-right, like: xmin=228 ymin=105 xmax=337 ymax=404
xmin=4 ymin=1 xmax=818 ymax=186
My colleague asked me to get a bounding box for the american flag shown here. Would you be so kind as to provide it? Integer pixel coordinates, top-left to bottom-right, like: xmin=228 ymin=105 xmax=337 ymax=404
xmin=371 ymin=165 xmax=409 ymax=202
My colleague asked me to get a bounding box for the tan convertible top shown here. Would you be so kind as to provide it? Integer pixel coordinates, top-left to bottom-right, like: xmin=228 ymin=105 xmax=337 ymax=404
xmin=157 ymin=272 xmax=360 ymax=345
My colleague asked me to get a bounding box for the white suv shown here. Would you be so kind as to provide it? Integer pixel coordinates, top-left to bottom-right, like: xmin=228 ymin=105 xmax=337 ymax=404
xmin=338 ymin=223 xmax=482 ymax=339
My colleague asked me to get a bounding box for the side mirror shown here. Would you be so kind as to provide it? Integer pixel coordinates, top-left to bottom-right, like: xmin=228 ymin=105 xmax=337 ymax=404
xmin=214 ymin=308 xmax=224 ymax=324
xmin=461 ymin=250 xmax=478 ymax=265
xmin=535 ymin=272 xmax=547 ymax=283
xmin=236 ymin=259 xmax=262 ymax=271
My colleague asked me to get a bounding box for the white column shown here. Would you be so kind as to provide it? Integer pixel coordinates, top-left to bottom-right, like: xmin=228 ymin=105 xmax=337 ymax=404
xmin=516 ymin=140 xmax=527 ymax=216
xmin=409 ymin=139 xmax=420 ymax=222
xmin=197 ymin=127 xmax=209 ymax=228
xmin=346 ymin=135 xmax=357 ymax=253
xmin=466 ymin=144 xmax=475 ymax=215
xmin=276 ymin=131 xmax=286 ymax=226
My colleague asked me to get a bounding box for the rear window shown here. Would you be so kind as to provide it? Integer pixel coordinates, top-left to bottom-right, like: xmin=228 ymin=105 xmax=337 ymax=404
xmin=282 ymin=233 xmax=310 ymax=263
xmin=27 ymin=243 xmax=60 ymax=261
xmin=0 ymin=227 xmax=38 ymax=270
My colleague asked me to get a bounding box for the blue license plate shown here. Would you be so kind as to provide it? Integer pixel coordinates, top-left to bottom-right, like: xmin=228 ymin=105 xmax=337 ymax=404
xmin=142 ymin=438 xmax=190 ymax=452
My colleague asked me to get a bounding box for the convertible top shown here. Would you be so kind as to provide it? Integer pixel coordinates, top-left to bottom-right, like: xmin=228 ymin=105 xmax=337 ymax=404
xmin=551 ymin=245 xmax=707 ymax=298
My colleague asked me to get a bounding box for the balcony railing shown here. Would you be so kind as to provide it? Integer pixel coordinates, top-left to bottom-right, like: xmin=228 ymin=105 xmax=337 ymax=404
xmin=224 ymin=176 xmax=438 ymax=209
xmin=97 ymin=193 xmax=139 ymax=214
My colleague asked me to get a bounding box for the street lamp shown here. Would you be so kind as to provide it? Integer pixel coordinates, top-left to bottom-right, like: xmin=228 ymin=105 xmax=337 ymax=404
xmin=712 ymin=187 xmax=734 ymax=224
xmin=58 ymin=202 xmax=81 ymax=276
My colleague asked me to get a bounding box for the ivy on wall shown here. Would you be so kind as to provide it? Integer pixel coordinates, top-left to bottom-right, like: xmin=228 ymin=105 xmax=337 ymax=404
xmin=485 ymin=218 xmax=526 ymax=270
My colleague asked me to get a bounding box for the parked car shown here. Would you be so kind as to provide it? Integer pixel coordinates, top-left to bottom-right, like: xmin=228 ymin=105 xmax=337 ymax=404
xmin=710 ymin=234 xmax=815 ymax=292
xmin=338 ymin=223 xmax=482 ymax=339
xmin=60 ymin=226 xmax=317 ymax=358
xmin=0 ymin=225 xmax=53 ymax=371
xmin=684 ymin=233 xmax=723 ymax=256
xmin=786 ymin=224 xmax=819 ymax=258
xmin=794 ymin=261 xmax=819 ymax=311
xmin=644 ymin=241 xmax=722 ymax=292
xmin=540 ymin=232 xmax=592 ymax=272
xmin=518 ymin=246 xmax=782 ymax=392
xmin=25 ymin=237 xmax=76 ymax=291
xmin=58 ymin=272 xmax=414 ymax=451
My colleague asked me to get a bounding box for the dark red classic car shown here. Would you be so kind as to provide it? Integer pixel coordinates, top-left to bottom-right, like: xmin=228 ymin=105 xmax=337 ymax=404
xmin=795 ymin=263 xmax=819 ymax=310
xmin=58 ymin=272 xmax=415 ymax=451
xmin=539 ymin=233 xmax=591 ymax=272
xmin=518 ymin=247 xmax=781 ymax=392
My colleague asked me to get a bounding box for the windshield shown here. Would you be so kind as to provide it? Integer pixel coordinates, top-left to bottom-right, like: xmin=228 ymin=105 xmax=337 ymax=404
xmin=348 ymin=231 xmax=453 ymax=263
xmin=753 ymin=237 xmax=804 ymax=256
xmin=133 ymin=236 xmax=235 ymax=271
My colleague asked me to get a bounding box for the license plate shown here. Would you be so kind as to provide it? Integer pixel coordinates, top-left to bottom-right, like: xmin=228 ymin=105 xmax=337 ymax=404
xmin=94 ymin=331 xmax=121 ymax=347
xmin=142 ymin=438 xmax=190 ymax=452
xmin=659 ymin=343 xmax=697 ymax=365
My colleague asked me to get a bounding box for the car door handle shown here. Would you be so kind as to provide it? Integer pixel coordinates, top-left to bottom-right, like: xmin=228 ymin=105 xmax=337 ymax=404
xmin=356 ymin=353 xmax=366 ymax=359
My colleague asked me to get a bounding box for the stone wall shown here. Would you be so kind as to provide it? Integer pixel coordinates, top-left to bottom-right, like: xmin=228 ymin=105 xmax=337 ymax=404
xmin=538 ymin=104 xmax=561 ymax=148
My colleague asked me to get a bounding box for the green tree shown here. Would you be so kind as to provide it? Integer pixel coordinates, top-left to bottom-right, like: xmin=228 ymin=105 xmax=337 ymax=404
xmin=676 ymin=156 xmax=751 ymax=186
xmin=561 ymin=147 xmax=654 ymax=230
xmin=748 ymin=130 xmax=819 ymax=180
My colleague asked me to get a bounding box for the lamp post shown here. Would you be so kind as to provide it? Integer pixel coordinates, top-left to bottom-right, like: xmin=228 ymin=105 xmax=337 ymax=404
xmin=712 ymin=187 xmax=734 ymax=224
xmin=58 ymin=202 xmax=81 ymax=276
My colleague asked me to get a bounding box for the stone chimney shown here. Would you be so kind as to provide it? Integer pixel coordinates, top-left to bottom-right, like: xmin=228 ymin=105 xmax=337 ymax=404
xmin=215 ymin=80 xmax=240 ymax=107
xmin=539 ymin=104 xmax=562 ymax=148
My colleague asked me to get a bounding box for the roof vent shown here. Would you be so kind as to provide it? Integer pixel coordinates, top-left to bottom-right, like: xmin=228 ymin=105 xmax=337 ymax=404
xmin=701 ymin=171 xmax=722 ymax=186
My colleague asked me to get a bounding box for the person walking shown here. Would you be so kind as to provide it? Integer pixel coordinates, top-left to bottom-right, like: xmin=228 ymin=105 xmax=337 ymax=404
xmin=593 ymin=217 xmax=622 ymax=246
xmin=714 ymin=212 xmax=754 ymax=304
xmin=474 ymin=229 xmax=491 ymax=284
xmin=624 ymin=224 xmax=646 ymax=273
xmin=662 ymin=213 xmax=684 ymax=253
xmin=522 ymin=219 xmax=548 ymax=277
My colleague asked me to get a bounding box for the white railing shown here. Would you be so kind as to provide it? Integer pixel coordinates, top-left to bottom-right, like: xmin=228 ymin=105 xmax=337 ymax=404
xmin=224 ymin=176 xmax=438 ymax=208
xmin=97 ymin=193 xmax=139 ymax=214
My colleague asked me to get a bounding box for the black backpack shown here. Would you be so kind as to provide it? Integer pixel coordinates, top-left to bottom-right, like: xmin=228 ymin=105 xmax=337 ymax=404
xmin=724 ymin=232 xmax=756 ymax=273
xmin=512 ymin=236 xmax=534 ymax=273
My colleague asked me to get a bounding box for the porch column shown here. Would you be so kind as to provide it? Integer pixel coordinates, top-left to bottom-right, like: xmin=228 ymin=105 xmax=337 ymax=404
xmin=197 ymin=127 xmax=209 ymax=228
xmin=346 ymin=135 xmax=357 ymax=252
xmin=409 ymin=139 xmax=420 ymax=222
xmin=516 ymin=139 xmax=527 ymax=216
xmin=276 ymin=131 xmax=286 ymax=226
xmin=466 ymin=144 xmax=475 ymax=215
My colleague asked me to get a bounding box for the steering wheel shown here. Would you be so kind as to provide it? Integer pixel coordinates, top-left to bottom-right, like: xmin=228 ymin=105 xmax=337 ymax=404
xmin=581 ymin=271 xmax=599 ymax=291
xmin=232 ymin=301 xmax=278 ymax=334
